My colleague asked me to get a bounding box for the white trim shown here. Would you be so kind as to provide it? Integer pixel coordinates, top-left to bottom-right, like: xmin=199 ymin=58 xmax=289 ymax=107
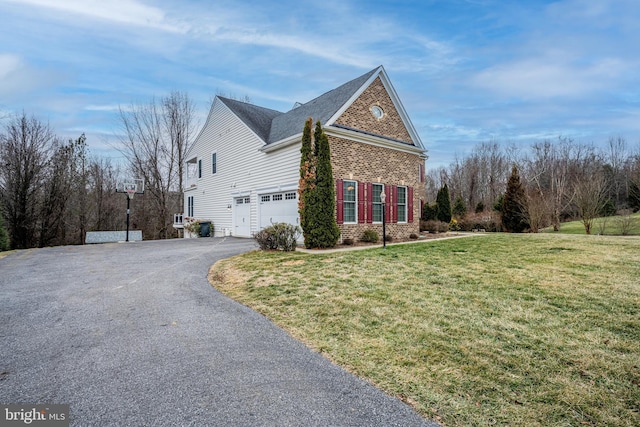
xmin=397 ymin=185 xmax=408 ymax=224
xmin=326 ymin=66 xmax=383 ymax=126
xmin=324 ymin=65 xmax=425 ymax=151
xmin=260 ymin=133 xmax=301 ymax=153
xmin=325 ymin=126 xmax=426 ymax=156
xmin=343 ymin=179 xmax=358 ymax=224
xmin=256 ymin=182 xmax=298 ymax=194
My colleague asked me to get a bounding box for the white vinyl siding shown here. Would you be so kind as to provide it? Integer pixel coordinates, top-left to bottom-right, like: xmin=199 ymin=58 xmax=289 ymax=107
xmin=183 ymin=98 xmax=300 ymax=237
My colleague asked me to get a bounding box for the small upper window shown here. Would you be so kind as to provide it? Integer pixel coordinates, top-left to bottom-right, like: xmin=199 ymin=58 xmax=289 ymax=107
xmin=273 ymin=194 xmax=283 ymax=201
xmin=212 ymin=153 xmax=217 ymax=175
xmin=285 ymin=192 xmax=296 ymax=200
xmin=371 ymin=105 xmax=384 ymax=119
xmin=198 ymin=159 xmax=202 ymax=179
xmin=261 ymin=195 xmax=270 ymax=203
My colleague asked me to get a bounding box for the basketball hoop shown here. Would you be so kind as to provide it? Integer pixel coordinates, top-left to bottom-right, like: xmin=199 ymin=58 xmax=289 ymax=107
xmin=126 ymin=188 xmax=136 ymax=200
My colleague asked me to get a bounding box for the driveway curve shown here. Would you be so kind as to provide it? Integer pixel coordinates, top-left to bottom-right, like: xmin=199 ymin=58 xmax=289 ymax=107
xmin=0 ymin=238 xmax=435 ymax=426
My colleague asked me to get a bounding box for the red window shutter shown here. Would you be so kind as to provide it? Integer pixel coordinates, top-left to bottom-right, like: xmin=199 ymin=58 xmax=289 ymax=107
xmin=366 ymin=182 xmax=373 ymax=223
xmin=358 ymin=181 xmax=365 ymax=224
xmin=392 ymin=185 xmax=398 ymax=223
xmin=336 ymin=179 xmax=344 ymax=224
xmin=385 ymin=185 xmax=391 ymax=223
xmin=408 ymin=187 xmax=414 ymax=223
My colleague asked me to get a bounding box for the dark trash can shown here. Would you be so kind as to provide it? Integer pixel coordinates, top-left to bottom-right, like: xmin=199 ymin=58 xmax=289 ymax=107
xmin=199 ymin=221 xmax=211 ymax=237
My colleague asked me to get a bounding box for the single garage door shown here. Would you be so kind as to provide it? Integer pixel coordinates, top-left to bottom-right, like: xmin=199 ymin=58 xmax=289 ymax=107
xmin=259 ymin=191 xmax=299 ymax=230
xmin=233 ymin=196 xmax=251 ymax=237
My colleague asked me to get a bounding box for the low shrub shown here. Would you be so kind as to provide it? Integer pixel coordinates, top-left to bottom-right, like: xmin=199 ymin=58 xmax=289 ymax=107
xmin=458 ymin=212 xmax=502 ymax=232
xmin=360 ymin=229 xmax=379 ymax=243
xmin=449 ymin=218 xmax=461 ymax=231
xmin=409 ymin=233 xmax=419 ymax=240
xmin=254 ymin=223 xmax=301 ymax=251
xmin=384 ymin=234 xmax=393 ymax=242
xmin=343 ymin=238 xmax=354 ymax=245
xmin=421 ymin=220 xmax=449 ymax=233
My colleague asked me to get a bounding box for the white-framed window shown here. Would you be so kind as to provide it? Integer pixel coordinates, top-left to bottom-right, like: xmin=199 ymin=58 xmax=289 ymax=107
xmin=235 ymin=198 xmax=243 ymax=205
xmin=343 ymin=180 xmax=357 ymax=223
xmin=285 ymin=192 xmax=296 ymax=200
xmin=261 ymin=195 xmax=270 ymax=202
xmin=397 ymin=186 xmax=407 ymax=222
xmin=372 ymin=183 xmax=384 ymax=223
xmin=273 ymin=194 xmax=283 ymax=201
xmin=198 ymin=159 xmax=202 ymax=179
xmin=244 ymin=197 xmax=250 ymax=204
xmin=211 ymin=152 xmax=217 ymax=175
xmin=187 ymin=196 xmax=194 ymax=217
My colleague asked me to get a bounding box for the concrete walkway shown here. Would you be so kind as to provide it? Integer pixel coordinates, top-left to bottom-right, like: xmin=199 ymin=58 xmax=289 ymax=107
xmin=0 ymin=238 xmax=436 ymax=426
xmin=297 ymin=232 xmax=484 ymax=254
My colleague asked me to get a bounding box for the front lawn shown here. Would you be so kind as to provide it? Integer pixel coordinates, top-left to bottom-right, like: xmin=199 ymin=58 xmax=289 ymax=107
xmin=545 ymin=212 xmax=640 ymax=235
xmin=211 ymin=234 xmax=640 ymax=427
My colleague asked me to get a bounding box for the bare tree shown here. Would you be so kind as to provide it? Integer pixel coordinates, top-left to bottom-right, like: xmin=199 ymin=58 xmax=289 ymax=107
xmin=573 ymin=171 xmax=609 ymax=235
xmin=117 ymin=92 xmax=196 ymax=239
xmin=0 ymin=113 xmax=56 ymax=248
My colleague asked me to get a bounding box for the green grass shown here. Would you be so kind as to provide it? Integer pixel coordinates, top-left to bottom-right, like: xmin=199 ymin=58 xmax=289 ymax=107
xmin=546 ymin=212 xmax=640 ymax=235
xmin=211 ymin=234 xmax=640 ymax=427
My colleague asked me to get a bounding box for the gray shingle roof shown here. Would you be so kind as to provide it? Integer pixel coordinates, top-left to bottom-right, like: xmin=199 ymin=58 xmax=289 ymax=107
xmin=219 ymin=67 xmax=380 ymax=145
xmin=217 ymin=97 xmax=283 ymax=142
xmin=267 ymin=67 xmax=379 ymax=144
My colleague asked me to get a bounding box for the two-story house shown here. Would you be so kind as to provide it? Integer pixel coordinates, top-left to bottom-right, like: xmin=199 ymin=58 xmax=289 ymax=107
xmin=181 ymin=65 xmax=427 ymax=242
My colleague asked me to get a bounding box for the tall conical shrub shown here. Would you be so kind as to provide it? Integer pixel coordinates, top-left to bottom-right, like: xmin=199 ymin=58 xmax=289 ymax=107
xmin=501 ymin=165 xmax=529 ymax=232
xmin=298 ymin=118 xmax=315 ymax=247
xmin=436 ymin=184 xmax=452 ymax=223
xmin=304 ymin=121 xmax=340 ymax=248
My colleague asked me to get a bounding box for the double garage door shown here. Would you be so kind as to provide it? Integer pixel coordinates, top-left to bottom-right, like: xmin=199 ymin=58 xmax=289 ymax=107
xmin=233 ymin=191 xmax=299 ymax=237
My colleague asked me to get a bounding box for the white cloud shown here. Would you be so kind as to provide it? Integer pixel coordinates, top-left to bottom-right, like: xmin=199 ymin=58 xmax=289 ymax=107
xmin=4 ymin=0 xmax=186 ymax=32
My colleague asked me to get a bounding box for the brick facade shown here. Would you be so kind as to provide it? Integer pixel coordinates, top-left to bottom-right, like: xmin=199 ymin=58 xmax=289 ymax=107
xmin=335 ymin=77 xmax=414 ymax=145
xmin=329 ymin=135 xmax=426 ymax=242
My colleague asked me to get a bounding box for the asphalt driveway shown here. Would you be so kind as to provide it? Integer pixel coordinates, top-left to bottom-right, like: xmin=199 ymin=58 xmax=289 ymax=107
xmin=0 ymin=238 xmax=435 ymax=426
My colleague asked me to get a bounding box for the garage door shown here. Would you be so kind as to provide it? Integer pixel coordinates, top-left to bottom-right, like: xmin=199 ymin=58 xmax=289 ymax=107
xmin=233 ymin=196 xmax=251 ymax=237
xmin=259 ymin=191 xmax=299 ymax=230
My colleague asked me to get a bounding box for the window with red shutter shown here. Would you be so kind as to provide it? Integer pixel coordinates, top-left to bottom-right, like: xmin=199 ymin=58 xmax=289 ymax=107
xmin=336 ymin=179 xmax=344 ymax=224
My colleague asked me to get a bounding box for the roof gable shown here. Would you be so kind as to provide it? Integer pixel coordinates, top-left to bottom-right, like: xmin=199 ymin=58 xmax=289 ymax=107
xmin=267 ymin=67 xmax=378 ymax=144
xmin=205 ymin=66 xmax=423 ymax=152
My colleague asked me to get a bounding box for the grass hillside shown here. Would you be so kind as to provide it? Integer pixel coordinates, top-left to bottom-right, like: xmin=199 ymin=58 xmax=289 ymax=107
xmin=547 ymin=212 xmax=640 ymax=235
xmin=211 ymin=234 xmax=640 ymax=427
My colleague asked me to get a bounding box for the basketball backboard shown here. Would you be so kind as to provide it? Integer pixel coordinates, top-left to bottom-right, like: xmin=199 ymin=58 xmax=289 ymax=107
xmin=116 ymin=178 xmax=145 ymax=196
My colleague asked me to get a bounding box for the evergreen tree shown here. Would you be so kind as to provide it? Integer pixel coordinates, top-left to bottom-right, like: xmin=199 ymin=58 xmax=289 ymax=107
xmin=422 ymin=202 xmax=437 ymax=221
xmin=298 ymin=118 xmax=315 ymax=247
xmin=436 ymin=184 xmax=452 ymax=223
xmin=452 ymin=196 xmax=467 ymax=218
xmin=629 ymin=181 xmax=640 ymax=212
xmin=501 ymin=165 xmax=529 ymax=232
xmin=305 ymin=121 xmax=340 ymax=248
xmin=0 ymin=202 xmax=9 ymax=251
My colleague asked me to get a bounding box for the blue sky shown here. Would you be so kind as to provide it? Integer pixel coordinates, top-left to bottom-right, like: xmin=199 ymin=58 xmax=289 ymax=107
xmin=1 ymin=0 xmax=639 ymax=167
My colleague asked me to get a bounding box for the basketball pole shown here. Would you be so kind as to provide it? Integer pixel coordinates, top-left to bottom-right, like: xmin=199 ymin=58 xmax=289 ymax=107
xmin=126 ymin=196 xmax=131 ymax=242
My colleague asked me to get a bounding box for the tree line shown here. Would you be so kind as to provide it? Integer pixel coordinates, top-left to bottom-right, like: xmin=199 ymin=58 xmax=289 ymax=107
xmin=0 ymin=91 xmax=197 ymax=250
xmin=425 ymin=137 xmax=640 ymax=233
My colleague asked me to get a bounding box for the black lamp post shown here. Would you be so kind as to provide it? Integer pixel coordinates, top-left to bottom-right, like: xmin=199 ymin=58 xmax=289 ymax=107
xmin=380 ymin=188 xmax=386 ymax=249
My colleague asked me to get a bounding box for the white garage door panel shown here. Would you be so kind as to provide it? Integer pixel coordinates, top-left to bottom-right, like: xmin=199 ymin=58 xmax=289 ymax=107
xmin=259 ymin=192 xmax=299 ymax=229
